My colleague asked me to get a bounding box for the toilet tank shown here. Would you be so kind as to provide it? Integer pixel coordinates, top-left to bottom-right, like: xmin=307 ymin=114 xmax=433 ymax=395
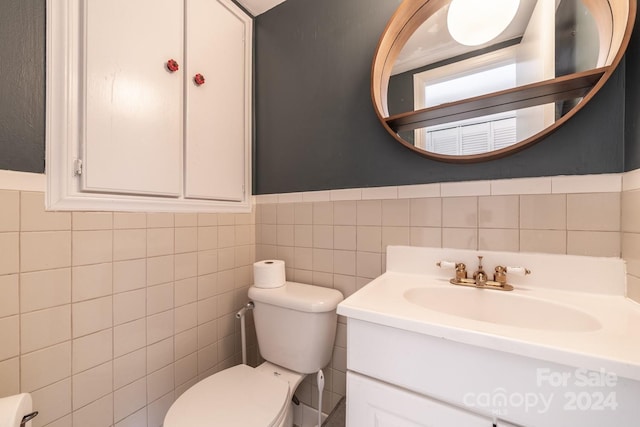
xmin=248 ymin=282 xmax=343 ymax=374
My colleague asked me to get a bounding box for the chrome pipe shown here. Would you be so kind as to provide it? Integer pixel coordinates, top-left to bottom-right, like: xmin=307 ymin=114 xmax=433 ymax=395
xmin=236 ymin=301 xmax=254 ymax=365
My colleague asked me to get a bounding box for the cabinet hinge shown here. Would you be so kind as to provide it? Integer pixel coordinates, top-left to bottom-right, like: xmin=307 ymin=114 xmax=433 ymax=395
xmin=73 ymin=159 xmax=83 ymax=176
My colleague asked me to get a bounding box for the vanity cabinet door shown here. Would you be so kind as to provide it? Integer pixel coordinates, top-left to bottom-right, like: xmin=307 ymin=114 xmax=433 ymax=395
xmin=184 ymin=0 xmax=248 ymax=201
xmin=347 ymin=372 xmax=492 ymax=427
xmin=83 ymin=0 xmax=183 ymax=197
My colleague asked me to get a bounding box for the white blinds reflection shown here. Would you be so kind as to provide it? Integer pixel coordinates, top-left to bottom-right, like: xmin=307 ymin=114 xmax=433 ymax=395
xmin=425 ymin=116 xmax=516 ymax=155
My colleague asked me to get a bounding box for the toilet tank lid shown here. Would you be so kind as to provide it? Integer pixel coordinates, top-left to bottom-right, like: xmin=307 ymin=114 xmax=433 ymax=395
xmin=249 ymin=282 xmax=343 ymax=313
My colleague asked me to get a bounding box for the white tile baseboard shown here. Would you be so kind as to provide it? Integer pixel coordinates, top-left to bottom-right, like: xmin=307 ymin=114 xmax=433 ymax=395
xmin=256 ymin=173 xmax=625 ymax=204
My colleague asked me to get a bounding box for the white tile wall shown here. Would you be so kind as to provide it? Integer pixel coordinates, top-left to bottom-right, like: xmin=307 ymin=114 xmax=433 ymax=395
xmin=622 ymin=172 xmax=640 ymax=303
xmin=0 ymin=189 xmax=256 ymax=427
xmin=254 ymin=171 xmax=638 ymax=412
xmin=2 ymin=170 xmax=638 ymax=427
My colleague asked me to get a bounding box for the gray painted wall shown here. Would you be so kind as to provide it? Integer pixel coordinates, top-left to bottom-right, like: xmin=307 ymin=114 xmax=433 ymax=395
xmin=626 ymin=5 xmax=640 ymax=171
xmin=254 ymin=0 xmax=632 ymax=194
xmin=0 ymin=0 xmax=45 ymax=173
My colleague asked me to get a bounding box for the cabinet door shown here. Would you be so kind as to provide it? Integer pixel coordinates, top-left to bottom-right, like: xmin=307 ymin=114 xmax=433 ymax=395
xmin=184 ymin=0 xmax=249 ymax=201
xmin=347 ymin=372 xmax=492 ymax=427
xmin=83 ymin=0 xmax=183 ymax=196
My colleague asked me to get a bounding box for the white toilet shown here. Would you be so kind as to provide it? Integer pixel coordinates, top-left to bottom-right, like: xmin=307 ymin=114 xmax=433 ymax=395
xmin=164 ymin=281 xmax=343 ymax=427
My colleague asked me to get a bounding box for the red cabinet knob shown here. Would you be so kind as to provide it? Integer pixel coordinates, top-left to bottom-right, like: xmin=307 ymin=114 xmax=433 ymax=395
xmin=194 ymin=73 xmax=205 ymax=86
xmin=166 ymin=59 xmax=179 ymax=72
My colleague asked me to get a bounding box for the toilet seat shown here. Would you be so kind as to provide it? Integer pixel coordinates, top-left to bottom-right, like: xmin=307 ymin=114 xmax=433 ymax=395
xmin=164 ymin=364 xmax=290 ymax=427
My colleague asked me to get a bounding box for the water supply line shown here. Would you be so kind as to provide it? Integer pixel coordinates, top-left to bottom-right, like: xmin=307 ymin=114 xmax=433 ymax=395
xmin=235 ymin=302 xmax=254 ymax=365
xmin=21 ymin=412 xmax=38 ymax=427
xmin=317 ymin=369 xmax=325 ymax=427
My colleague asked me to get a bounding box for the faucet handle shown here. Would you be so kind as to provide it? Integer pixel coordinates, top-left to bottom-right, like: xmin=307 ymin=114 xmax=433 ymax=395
xmin=454 ymin=262 xmax=467 ymax=280
xmin=494 ymin=265 xmax=531 ymax=285
xmin=436 ymin=260 xmax=457 ymax=269
xmin=437 ymin=261 xmax=467 ymax=280
xmin=506 ymin=266 xmax=531 ymax=276
xmin=494 ymin=265 xmax=507 ymax=284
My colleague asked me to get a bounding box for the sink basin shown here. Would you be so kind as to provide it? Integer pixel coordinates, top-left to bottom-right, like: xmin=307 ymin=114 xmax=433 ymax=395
xmin=404 ymin=287 xmax=602 ymax=332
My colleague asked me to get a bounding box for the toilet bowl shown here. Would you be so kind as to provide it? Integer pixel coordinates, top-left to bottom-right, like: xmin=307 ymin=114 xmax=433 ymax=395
xmin=164 ymin=362 xmax=302 ymax=427
xmin=164 ymin=281 xmax=343 ymax=427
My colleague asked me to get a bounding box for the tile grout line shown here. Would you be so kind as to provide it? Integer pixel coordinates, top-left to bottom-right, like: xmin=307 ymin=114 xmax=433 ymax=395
xmin=110 ymin=211 xmax=116 ymax=427
xmin=18 ymin=190 xmax=22 ymax=399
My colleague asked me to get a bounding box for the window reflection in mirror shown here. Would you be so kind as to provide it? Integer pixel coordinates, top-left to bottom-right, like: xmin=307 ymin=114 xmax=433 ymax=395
xmin=397 ymin=101 xmax=586 ymax=155
xmin=385 ymin=0 xmax=611 ymax=155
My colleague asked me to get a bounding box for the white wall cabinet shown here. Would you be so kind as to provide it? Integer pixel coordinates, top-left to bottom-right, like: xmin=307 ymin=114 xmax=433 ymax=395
xmin=184 ymin=0 xmax=247 ymax=202
xmin=83 ymin=0 xmax=184 ymax=198
xmin=46 ymin=0 xmax=252 ymax=212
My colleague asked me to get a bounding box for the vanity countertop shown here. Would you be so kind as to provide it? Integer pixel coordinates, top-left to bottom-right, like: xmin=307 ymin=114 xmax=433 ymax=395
xmin=337 ymin=246 xmax=640 ymax=382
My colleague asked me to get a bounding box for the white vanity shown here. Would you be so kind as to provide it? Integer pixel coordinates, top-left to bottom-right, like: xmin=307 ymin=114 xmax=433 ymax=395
xmin=337 ymin=246 xmax=640 ymax=427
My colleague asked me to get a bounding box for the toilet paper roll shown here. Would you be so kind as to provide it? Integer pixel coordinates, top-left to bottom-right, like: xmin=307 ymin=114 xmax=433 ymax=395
xmin=0 ymin=393 xmax=34 ymax=427
xmin=253 ymin=260 xmax=286 ymax=288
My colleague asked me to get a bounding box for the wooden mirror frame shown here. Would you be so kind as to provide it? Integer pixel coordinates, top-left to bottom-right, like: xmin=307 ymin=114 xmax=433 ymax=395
xmin=372 ymin=0 xmax=637 ymax=163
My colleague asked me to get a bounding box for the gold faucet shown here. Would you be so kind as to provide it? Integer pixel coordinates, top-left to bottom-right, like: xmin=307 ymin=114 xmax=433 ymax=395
xmin=472 ymin=256 xmax=487 ymax=286
xmin=437 ymin=256 xmax=530 ymax=291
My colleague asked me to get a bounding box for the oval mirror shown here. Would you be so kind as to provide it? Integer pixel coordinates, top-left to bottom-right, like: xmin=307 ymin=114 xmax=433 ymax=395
xmin=372 ymin=0 xmax=636 ymax=162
